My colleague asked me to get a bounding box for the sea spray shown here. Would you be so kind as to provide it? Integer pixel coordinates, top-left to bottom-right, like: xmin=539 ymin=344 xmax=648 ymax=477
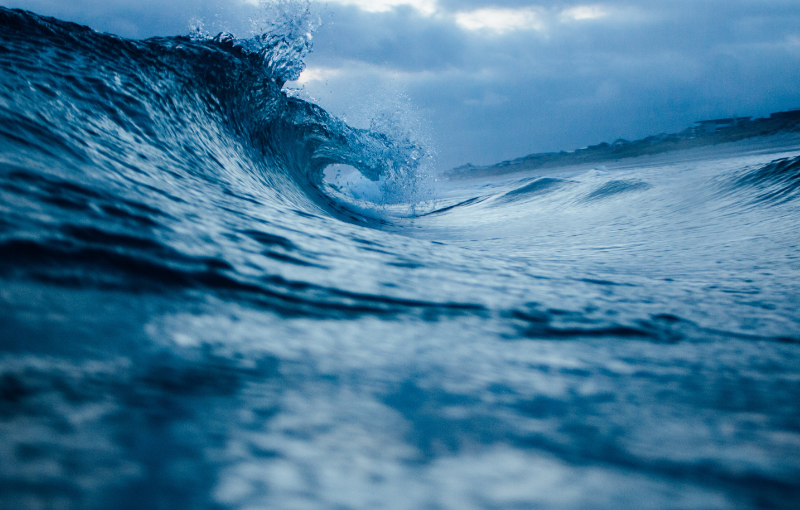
xmin=320 ymin=92 xmax=440 ymax=216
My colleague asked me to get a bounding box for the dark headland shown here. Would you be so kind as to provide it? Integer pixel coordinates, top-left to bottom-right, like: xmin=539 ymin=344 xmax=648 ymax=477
xmin=446 ymin=108 xmax=800 ymax=179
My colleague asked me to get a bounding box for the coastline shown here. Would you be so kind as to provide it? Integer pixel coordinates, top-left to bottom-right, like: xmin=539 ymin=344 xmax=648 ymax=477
xmin=445 ymin=109 xmax=800 ymax=180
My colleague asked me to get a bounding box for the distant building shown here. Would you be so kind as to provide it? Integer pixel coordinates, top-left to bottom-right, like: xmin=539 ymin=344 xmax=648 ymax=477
xmin=694 ymin=116 xmax=752 ymax=134
xmin=769 ymin=108 xmax=800 ymax=120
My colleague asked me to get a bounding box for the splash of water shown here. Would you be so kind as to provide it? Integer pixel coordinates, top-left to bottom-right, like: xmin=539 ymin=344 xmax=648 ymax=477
xmin=322 ymin=94 xmax=439 ymax=215
xmin=190 ymin=0 xmax=320 ymax=85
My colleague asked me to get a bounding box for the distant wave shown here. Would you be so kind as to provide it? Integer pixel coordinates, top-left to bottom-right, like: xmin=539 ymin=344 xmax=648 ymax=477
xmin=584 ymin=179 xmax=651 ymax=201
xmin=498 ymin=177 xmax=567 ymax=202
xmin=733 ymin=155 xmax=800 ymax=205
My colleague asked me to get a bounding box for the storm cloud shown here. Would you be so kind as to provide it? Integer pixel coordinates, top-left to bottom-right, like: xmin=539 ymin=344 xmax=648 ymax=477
xmin=6 ymin=0 xmax=800 ymax=169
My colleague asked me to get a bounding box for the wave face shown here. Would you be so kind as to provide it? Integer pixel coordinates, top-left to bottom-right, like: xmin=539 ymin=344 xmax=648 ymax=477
xmin=2 ymin=7 xmax=800 ymax=510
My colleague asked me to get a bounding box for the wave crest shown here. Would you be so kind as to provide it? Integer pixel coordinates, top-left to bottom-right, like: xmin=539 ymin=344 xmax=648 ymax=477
xmin=0 ymin=6 xmax=429 ymax=221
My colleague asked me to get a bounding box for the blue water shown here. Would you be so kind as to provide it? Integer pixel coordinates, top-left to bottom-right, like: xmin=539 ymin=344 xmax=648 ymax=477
xmin=1 ymin=7 xmax=800 ymax=510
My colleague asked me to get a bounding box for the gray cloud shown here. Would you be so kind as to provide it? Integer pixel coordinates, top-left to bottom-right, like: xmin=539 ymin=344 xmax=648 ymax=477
xmin=303 ymin=1 xmax=800 ymax=167
xmin=311 ymin=6 xmax=468 ymax=71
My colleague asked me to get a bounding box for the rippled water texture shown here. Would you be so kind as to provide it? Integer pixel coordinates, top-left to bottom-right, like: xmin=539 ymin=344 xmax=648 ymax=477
xmin=1 ymin=7 xmax=800 ymax=510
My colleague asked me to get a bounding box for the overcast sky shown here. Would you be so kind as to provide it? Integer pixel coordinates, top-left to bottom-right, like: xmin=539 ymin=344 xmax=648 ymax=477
xmin=5 ymin=0 xmax=800 ymax=169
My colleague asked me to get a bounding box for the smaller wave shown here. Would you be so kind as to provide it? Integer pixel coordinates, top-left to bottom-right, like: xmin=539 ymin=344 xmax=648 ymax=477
xmin=584 ymin=179 xmax=651 ymax=201
xmin=498 ymin=177 xmax=566 ymax=203
xmin=732 ymin=155 xmax=800 ymax=206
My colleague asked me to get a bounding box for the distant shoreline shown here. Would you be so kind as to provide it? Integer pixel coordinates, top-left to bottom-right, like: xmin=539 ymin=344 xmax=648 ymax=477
xmin=445 ymin=109 xmax=800 ymax=179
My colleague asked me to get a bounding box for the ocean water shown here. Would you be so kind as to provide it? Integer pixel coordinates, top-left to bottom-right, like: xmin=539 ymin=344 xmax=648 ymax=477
xmin=1 ymin=7 xmax=800 ymax=510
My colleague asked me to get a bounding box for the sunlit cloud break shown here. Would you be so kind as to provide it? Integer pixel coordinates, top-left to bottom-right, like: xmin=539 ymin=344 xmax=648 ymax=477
xmin=455 ymin=7 xmax=543 ymax=34
xmin=323 ymin=0 xmax=438 ymax=16
xmin=561 ymin=5 xmax=607 ymax=21
xmin=293 ymin=66 xmax=341 ymax=84
xmin=316 ymin=1 xmax=607 ymax=33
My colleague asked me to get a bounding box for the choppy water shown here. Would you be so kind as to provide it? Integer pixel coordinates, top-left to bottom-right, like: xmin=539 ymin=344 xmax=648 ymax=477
xmin=1 ymin=7 xmax=800 ymax=510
